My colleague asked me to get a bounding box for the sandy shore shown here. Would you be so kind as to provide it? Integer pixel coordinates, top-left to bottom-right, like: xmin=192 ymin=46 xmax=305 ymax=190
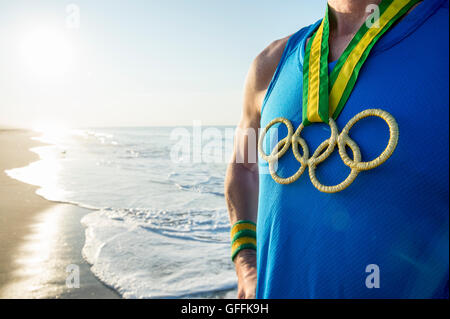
xmin=0 ymin=129 xmax=119 ymax=298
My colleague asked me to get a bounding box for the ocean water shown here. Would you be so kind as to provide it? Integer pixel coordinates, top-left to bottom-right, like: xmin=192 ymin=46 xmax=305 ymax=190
xmin=6 ymin=127 xmax=238 ymax=298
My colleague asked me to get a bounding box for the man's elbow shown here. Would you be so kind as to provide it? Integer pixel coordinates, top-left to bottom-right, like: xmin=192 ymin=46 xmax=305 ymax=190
xmin=225 ymin=162 xmax=259 ymax=192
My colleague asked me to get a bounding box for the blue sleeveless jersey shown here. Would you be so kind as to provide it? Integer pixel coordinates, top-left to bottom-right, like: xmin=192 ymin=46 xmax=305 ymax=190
xmin=257 ymin=0 xmax=449 ymax=299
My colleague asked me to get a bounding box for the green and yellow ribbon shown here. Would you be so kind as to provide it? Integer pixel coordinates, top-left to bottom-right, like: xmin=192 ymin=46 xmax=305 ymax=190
xmin=230 ymin=221 xmax=256 ymax=261
xmin=302 ymin=0 xmax=421 ymax=125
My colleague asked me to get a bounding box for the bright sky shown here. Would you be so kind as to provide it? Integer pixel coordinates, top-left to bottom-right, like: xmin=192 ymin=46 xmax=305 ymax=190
xmin=0 ymin=0 xmax=326 ymax=128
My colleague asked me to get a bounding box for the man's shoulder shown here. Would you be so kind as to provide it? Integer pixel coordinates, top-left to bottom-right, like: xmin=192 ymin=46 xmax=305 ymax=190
xmin=249 ymin=23 xmax=316 ymax=94
xmin=249 ymin=35 xmax=291 ymax=93
xmin=244 ymin=24 xmax=317 ymax=112
xmin=255 ymin=36 xmax=291 ymax=69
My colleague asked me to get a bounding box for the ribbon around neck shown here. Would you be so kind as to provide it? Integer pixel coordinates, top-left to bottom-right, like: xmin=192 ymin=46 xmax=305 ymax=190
xmin=302 ymin=0 xmax=421 ymax=126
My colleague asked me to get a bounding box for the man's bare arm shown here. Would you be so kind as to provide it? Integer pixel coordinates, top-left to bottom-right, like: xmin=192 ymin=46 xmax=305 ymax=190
xmin=224 ymin=36 xmax=289 ymax=299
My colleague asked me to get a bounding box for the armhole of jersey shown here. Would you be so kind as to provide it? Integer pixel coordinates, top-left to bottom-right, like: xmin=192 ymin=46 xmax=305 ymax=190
xmin=260 ymin=32 xmax=303 ymax=117
xmin=260 ymin=28 xmax=310 ymax=117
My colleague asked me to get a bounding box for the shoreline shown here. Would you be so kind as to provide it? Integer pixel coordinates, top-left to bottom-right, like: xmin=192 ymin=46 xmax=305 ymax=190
xmin=0 ymin=129 xmax=120 ymax=299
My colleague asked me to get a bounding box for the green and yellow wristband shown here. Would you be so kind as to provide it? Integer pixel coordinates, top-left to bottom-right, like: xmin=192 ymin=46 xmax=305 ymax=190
xmin=230 ymin=220 xmax=257 ymax=262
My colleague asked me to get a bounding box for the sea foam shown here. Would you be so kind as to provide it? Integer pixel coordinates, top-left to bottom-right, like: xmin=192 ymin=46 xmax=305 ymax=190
xmin=82 ymin=209 xmax=236 ymax=298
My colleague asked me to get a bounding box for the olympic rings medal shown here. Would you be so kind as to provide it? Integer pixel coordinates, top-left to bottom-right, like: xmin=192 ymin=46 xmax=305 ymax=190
xmin=338 ymin=109 xmax=399 ymax=171
xmin=309 ymin=136 xmax=361 ymax=193
xmin=258 ymin=108 xmax=399 ymax=193
xmin=258 ymin=117 xmax=294 ymax=162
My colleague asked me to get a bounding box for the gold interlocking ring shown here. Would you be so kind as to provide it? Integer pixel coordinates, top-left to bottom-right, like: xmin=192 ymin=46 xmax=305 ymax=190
xmin=309 ymin=136 xmax=361 ymax=193
xmin=258 ymin=117 xmax=293 ymax=163
xmin=338 ymin=109 xmax=399 ymax=171
xmin=258 ymin=108 xmax=399 ymax=193
xmin=268 ymin=135 xmax=308 ymax=185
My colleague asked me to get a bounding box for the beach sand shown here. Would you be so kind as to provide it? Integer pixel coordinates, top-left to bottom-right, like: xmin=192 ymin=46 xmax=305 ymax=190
xmin=0 ymin=129 xmax=119 ymax=299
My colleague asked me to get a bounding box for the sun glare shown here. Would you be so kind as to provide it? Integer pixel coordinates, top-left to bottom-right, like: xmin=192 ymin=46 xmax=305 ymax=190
xmin=19 ymin=28 xmax=73 ymax=78
xmin=32 ymin=122 xmax=69 ymax=134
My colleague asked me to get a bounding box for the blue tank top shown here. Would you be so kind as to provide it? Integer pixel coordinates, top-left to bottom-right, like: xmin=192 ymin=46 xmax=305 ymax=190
xmin=257 ymin=0 xmax=449 ymax=299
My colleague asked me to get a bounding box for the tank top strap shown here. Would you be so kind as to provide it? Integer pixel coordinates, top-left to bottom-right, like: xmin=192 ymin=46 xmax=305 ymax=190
xmin=261 ymin=20 xmax=321 ymax=114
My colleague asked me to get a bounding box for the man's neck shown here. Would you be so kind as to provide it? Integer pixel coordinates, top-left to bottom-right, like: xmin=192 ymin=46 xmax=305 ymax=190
xmin=326 ymin=0 xmax=382 ymax=61
xmin=311 ymin=0 xmax=420 ymax=61
xmin=328 ymin=0 xmax=383 ymax=37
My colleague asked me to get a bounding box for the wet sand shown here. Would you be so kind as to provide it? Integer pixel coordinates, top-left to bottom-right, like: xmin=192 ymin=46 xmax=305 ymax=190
xmin=0 ymin=129 xmax=119 ymax=298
